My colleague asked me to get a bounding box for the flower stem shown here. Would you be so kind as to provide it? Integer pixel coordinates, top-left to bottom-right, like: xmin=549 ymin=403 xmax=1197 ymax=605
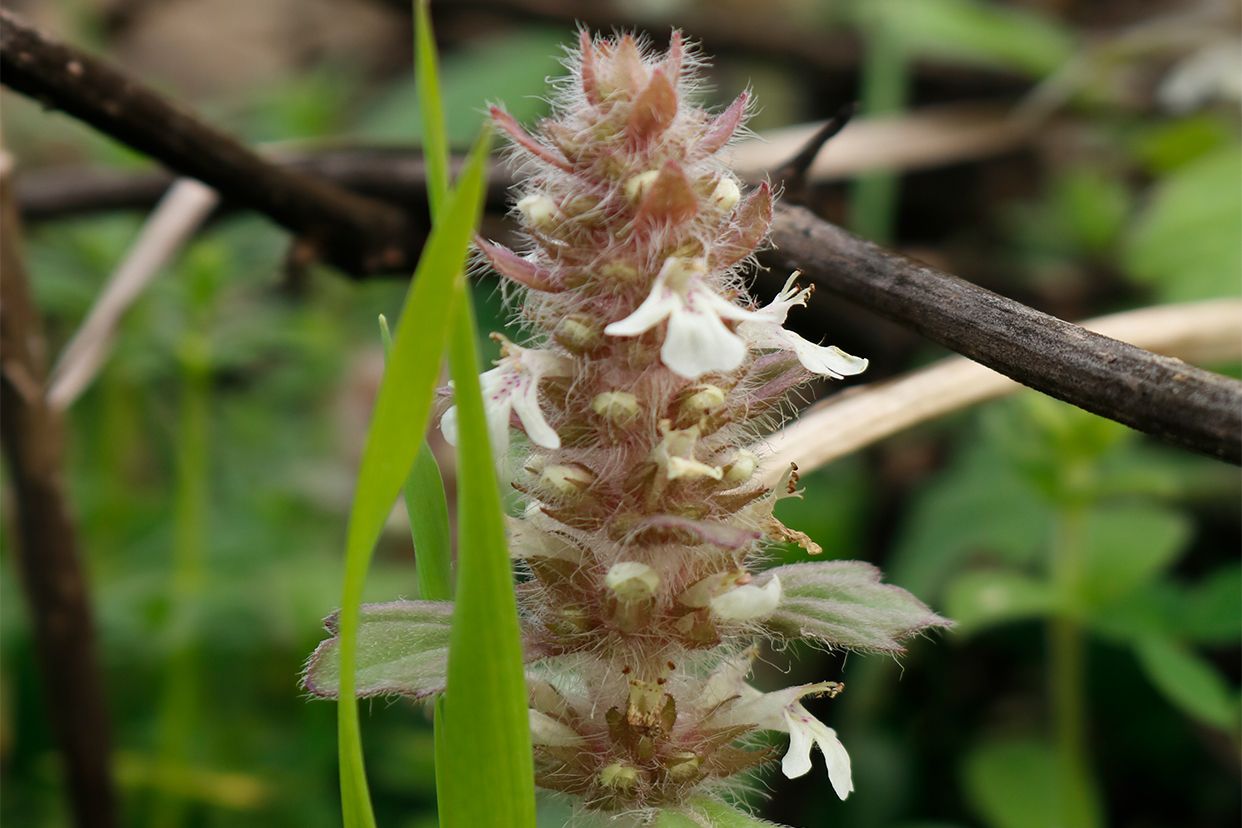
xmin=1048 ymin=505 xmax=1102 ymax=828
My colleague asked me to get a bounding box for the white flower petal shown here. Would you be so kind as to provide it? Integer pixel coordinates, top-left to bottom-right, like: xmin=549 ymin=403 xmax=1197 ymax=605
xmin=512 ymin=380 xmax=561 ymax=449
xmin=779 ymin=707 xmax=853 ymax=799
xmin=666 ymin=456 xmax=724 ymax=480
xmin=439 ymin=406 xmax=460 ymax=446
xmin=776 ymin=329 xmax=869 ymax=378
xmin=780 ymin=708 xmax=816 ymax=779
xmin=661 ymin=301 xmax=747 ymax=378
xmin=529 ymin=709 xmax=584 ymax=747
xmin=710 ymin=575 xmax=782 ymax=621
xmin=604 ymin=284 xmax=678 ymax=337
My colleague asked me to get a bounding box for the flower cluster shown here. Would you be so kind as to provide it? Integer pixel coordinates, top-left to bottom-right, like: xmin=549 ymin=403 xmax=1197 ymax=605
xmin=307 ymin=31 xmax=947 ymax=821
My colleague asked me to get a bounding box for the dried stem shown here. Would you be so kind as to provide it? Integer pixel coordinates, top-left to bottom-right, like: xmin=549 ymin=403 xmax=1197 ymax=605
xmin=3 ymin=16 xmax=1238 ymax=461
xmin=0 ymin=153 xmax=118 ymax=828
xmin=757 ymin=299 xmax=1242 ymax=484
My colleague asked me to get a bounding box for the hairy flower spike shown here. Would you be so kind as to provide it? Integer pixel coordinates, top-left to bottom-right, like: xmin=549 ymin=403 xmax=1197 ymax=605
xmin=312 ymin=30 xmax=948 ymax=821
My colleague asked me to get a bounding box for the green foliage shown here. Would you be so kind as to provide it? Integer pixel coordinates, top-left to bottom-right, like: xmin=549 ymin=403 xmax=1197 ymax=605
xmin=1134 ymin=638 xmax=1240 ymax=732
xmin=304 ymin=601 xmax=453 ymax=700
xmin=867 ymin=0 xmax=1074 ymax=76
xmin=962 ymin=738 xmax=1099 ymax=828
xmin=656 ymin=798 xmax=784 ymax=827
xmin=359 ymin=28 xmax=568 ymax=145
xmin=1124 ymin=146 xmax=1242 ymax=301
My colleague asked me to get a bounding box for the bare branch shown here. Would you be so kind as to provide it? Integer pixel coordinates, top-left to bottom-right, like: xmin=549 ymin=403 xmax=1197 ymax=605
xmin=0 ymin=9 xmax=419 ymax=277
xmin=2 ymin=11 xmax=1236 ymax=463
xmin=767 ymin=205 xmax=1242 ymax=464
xmin=0 ymin=153 xmax=117 ymax=828
xmin=757 ymin=300 xmax=1242 ymax=483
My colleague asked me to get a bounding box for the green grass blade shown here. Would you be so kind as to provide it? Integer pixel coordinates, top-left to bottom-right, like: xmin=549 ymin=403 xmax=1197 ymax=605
xmin=415 ymin=0 xmax=450 ymax=219
xmin=380 ymin=315 xmax=454 ymax=601
xmin=335 ymin=130 xmax=492 ymax=828
xmin=439 ymin=287 xmax=537 ymax=827
xmin=415 ymin=6 xmax=535 ymax=824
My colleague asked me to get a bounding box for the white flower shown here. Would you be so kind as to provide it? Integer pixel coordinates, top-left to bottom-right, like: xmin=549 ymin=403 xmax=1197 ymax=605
xmin=604 ymin=257 xmax=757 ymax=379
xmin=439 ymin=335 xmax=570 ymax=457
xmin=529 ymin=709 xmax=584 ymax=747
xmin=710 ymin=574 xmax=782 ymax=621
xmin=708 ymin=681 xmax=853 ymax=799
xmin=679 ymin=571 xmax=782 ymax=622
xmin=651 ymin=420 xmax=722 ymax=482
xmin=739 ymin=273 xmax=869 ymax=378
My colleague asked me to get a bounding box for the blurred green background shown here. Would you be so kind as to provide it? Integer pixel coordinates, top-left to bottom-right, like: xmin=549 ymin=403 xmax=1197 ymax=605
xmin=1 ymin=1 xmax=1238 ymax=826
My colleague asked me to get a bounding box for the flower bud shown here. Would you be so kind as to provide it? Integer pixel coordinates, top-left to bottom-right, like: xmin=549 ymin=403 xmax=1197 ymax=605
xmin=599 ymin=261 xmax=641 ymax=283
xmin=676 ymin=384 xmax=725 ymax=425
xmin=540 ymin=463 xmax=596 ymax=498
xmin=624 ymin=169 xmax=661 ymax=202
xmin=666 ymin=751 xmax=701 ymax=780
xmin=711 ymin=176 xmax=741 ymax=211
xmin=605 ymin=561 xmax=660 ymax=601
xmin=553 ymin=314 xmax=601 ymax=353
xmin=599 ymin=762 xmax=639 ymax=789
xmin=723 ymin=448 xmax=758 ymax=484
xmin=593 ymin=390 xmax=641 ymax=425
xmin=710 ymin=574 xmax=782 ymax=621
xmin=517 ymin=193 xmax=559 ymax=229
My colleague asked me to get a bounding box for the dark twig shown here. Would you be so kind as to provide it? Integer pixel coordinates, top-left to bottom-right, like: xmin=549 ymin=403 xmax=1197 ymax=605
xmin=0 ymin=9 xmax=419 ymax=277
xmin=4 ymin=18 xmax=1238 ymax=465
xmin=769 ymin=204 xmax=1242 ymax=464
xmin=770 ymin=102 xmax=857 ymax=203
xmin=0 ymin=155 xmax=118 ymax=828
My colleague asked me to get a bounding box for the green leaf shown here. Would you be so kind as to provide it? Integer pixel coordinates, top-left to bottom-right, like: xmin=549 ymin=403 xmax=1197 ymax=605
xmin=766 ymin=561 xmax=951 ymax=653
xmin=380 ymin=315 xmax=454 ymax=602
xmin=437 ymin=284 xmax=536 ymax=827
xmin=414 ymin=5 xmax=536 ymax=825
xmin=869 ymin=0 xmax=1074 ymax=76
xmin=1175 ymin=563 xmax=1242 ymax=645
xmin=962 ymin=738 xmax=1099 ymax=828
xmin=1123 ymin=146 xmax=1242 ymax=301
xmin=943 ymin=569 xmax=1055 ymax=635
xmin=1075 ymin=505 xmax=1191 ymax=611
xmin=888 ymin=436 xmax=1050 ymax=596
xmin=304 ymin=601 xmax=452 ymax=699
xmin=656 ymin=797 xmax=786 ymax=827
xmin=333 ymin=130 xmax=492 ymax=828
xmin=1134 ymin=637 xmax=1240 ymax=732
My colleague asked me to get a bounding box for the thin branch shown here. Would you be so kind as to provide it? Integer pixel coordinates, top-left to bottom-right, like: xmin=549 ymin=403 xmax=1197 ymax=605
xmin=48 ymin=179 xmax=220 ymax=410
xmin=3 ymin=15 xmax=1237 ymax=461
xmin=769 ymin=101 xmax=856 ymax=202
xmin=768 ymin=205 xmax=1242 ymax=464
xmin=757 ymin=300 xmax=1242 ymax=484
xmin=0 ymin=153 xmax=118 ymax=828
xmin=0 ymin=9 xmax=418 ymax=277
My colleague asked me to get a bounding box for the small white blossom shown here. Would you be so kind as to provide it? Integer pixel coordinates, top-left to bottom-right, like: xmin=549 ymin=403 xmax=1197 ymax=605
xmin=699 ymin=653 xmax=852 ymax=800
xmin=651 ymin=420 xmax=722 ymax=482
xmin=739 ymin=273 xmax=868 ymax=378
xmin=604 ymin=257 xmax=757 ymax=379
xmin=440 ymin=335 xmax=570 ymax=457
xmin=529 ymin=710 xmax=584 ymax=747
xmin=710 ymin=574 xmax=782 ymax=621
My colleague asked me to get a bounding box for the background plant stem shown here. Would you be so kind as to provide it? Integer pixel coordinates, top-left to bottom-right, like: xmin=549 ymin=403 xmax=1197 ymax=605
xmin=1049 ymin=505 xmax=1102 ymax=828
xmin=149 ymin=332 xmax=210 ymax=827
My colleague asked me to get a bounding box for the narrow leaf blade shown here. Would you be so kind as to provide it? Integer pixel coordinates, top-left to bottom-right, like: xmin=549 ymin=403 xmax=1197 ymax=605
xmin=334 ymin=130 xmax=492 ymax=828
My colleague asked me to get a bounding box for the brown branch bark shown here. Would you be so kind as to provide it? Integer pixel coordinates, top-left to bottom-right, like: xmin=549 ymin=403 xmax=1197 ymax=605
xmin=0 ymin=156 xmax=118 ymax=828
xmin=768 ymin=204 xmax=1242 ymax=464
xmin=4 ymin=13 xmax=1239 ymax=462
xmin=0 ymin=9 xmax=419 ymax=277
